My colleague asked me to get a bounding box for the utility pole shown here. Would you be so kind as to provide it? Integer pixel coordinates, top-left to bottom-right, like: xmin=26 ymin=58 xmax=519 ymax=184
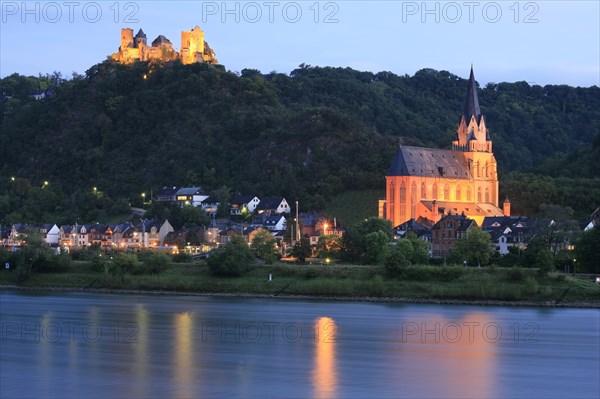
xmin=295 ymin=200 xmax=300 ymax=242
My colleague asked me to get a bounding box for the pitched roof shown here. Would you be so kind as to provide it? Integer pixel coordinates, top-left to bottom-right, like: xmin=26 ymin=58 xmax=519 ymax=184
xmin=463 ymin=66 xmax=481 ymax=122
xmin=265 ymin=215 xmax=285 ymax=225
xmin=387 ymin=146 xmax=471 ymax=178
xmin=394 ymin=218 xmax=431 ymax=233
xmin=256 ymin=196 xmax=286 ymax=210
xmin=421 ymin=200 xmax=504 ymax=218
xmin=176 ymin=187 xmax=205 ymax=196
xmin=201 ymin=195 xmax=219 ymax=204
xmin=152 ymin=35 xmax=172 ymax=46
xmin=135 ymin=29 xmax=146 ymax=38
xmin=432 ymin=214 xmax=476 ymax=231
xmin=157 ymin=186 xmax=179 ymax=196
xmin=230 ymin=195 xmax=257 ymax=204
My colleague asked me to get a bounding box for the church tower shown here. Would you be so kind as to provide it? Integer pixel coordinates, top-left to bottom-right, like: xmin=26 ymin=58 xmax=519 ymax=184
xmin=453 ymin=66 xmax=499 ymax=207
xmin=383 ymin=66 xmax=504 ymax=227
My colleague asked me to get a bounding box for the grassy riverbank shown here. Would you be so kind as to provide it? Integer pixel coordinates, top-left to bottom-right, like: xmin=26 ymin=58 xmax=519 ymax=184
xmin=2 ymin=260 xmax=599 ymax=305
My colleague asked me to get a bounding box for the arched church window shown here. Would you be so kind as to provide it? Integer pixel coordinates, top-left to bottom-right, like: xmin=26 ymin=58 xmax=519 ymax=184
xmin=400 ymin=182 xmax=406 ymax=222
xmin=466 ymin=187 xmax=472 ymax=201
xmin=456 ymin=186 xmax=461 ymax=201
xmin=421 ymin=182 xmax=426 ymax=199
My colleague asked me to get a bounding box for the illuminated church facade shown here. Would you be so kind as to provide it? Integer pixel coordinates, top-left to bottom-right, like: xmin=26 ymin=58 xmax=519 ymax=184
xmin=380 ymin=67 xmax=509 ymax=227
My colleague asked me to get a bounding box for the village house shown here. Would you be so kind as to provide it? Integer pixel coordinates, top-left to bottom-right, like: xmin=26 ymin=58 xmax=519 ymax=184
xmin=230 ymin=195 xmax=260 ymax=216
xmin=156 ymin=186 xmax=179 ymax=202
xmin=393 ymin=218 xmax=432 ymax=242
xmin=481 ymin=216 xmax=531 ymax=255
xmin=59 ymin=225 xmax=89 ymax=248
xmin=88 ymin=224 xmax=113 ymax=250
xmin=255 ymin=197 xmax=291 ymax=216
xmin=175 ymin=187 xmax=209 ymax=207
xmin=200 ymin=196 xmax=220 ymax=216
xmin=264 ymin=215 xmax=287 ymax=231
xmin=431 ymin=213 xmax=477 ymax=258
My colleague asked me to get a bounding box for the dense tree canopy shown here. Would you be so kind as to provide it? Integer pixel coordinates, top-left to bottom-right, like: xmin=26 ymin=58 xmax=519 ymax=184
xmin=1 ymin=63 xmax=598 ymax=223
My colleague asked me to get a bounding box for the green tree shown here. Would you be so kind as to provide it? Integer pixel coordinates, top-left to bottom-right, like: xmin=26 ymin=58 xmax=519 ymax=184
xmin=385 ymin=241 xmax=411 ymax=275
xmin=523 ymin=236 xmax=551 ymax=268
xmin=291 ymin=238 xmax=312 ymax=263
xmin=315 ymin=234 xmax=341 ymax=260
xmin=208 ymin=235 xmax=254 ymax=276
xmin=574 ymin=227 xmax=600 ymax=273
xmin=250 ymin=229 xmax=279 ymax=264
xmin=357 ymin=217 xmax=393 ymax=239
xmin=406 ymin=233 xmax=430 ymax=264
xmin=364 ymin=230 xmax=391 ymax=265
xmin=450 ymin=228 xmax=493 ymax=267
xmin=143 ymin=252 xmax=170 ymax=274
xmin=340 ymin=218 xmax=392 ymax=263
xmin=536 ymin=247 xmax=555 ymax=276
xmin=15 ymin=232 xmax=54 ymax=280
xmin=112 ymin=253 xmax=138 ymax=275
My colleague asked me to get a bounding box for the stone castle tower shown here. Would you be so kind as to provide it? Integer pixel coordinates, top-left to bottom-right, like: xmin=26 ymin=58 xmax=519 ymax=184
xmin=381 ymin=67 xmax=505 ymax=227
xmin=111 ymin=25 xmax=217 ymax=65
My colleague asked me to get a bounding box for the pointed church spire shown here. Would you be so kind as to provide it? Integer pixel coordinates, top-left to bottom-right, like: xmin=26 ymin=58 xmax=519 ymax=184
xmin=463 ymin=66 xmax=481 ymax=122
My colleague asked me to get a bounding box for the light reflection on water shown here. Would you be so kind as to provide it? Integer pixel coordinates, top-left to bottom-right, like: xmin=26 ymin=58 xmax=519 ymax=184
xmin=313 ymin=316 xmax=337 ymax=398
xmin=0 ymin=291 xmax=598 ymax=399
xmin=174 ymin=312 xmax=193 ymax=399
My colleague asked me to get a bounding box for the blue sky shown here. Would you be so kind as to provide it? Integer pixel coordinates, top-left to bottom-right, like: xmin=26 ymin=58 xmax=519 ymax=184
xmin=1 ymin=1 xmax=599 ymax=86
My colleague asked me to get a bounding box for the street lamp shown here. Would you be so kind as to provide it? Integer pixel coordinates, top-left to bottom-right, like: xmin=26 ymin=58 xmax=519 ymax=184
xmin=42 ymin=181 xmax=49 ymax=189
xmin=141 ymin=192 xmax=146 ymax=206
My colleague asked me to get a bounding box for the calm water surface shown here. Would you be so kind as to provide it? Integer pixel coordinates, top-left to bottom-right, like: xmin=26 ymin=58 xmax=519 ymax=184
xmin=0 ymin=290 xmax=598 ymax=398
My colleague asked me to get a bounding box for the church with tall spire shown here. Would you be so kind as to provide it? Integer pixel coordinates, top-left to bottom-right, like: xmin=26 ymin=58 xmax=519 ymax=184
xmin=380 ymin=67 xmax=508 ymax=227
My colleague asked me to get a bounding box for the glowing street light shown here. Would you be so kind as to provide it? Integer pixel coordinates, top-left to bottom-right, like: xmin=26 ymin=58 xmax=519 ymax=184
xmin=42 ymin=181 xmax=49 ymax=189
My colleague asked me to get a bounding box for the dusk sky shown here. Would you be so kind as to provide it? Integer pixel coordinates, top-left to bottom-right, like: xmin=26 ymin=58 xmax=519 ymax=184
xmin=1 ymin=1 xmax=598 ymax=86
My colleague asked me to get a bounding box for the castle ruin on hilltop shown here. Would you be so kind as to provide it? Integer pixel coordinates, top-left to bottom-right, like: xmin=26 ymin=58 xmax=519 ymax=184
xmin=110 ymin=25 xmax=218 ymax=65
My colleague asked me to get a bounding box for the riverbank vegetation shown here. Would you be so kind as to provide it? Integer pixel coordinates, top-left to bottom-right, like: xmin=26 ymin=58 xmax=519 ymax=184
xmin=2 ymin=253 xmax=599 ymax=304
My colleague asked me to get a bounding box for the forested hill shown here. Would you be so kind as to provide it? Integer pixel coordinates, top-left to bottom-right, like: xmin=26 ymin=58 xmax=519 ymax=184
xmin=1 ymin=62 xmax=598 ymax=217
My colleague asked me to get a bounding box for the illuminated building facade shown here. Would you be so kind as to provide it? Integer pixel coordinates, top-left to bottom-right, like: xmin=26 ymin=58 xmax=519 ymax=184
xmin=382 ymin=67 xmax=508 ymax=227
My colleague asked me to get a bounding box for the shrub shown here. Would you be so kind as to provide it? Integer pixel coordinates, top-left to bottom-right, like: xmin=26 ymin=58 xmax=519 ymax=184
xmin=385 ymin=250 xmax=410 ymax=276
xmin=208 ymin=236 xmax=254 ymax=277
xmin=508 ymin=268 xmax=525 ymax=282
xmin=370 ymin=274 xmax=385 ymax=296
xmin=144 ymin=253 xmax=170 ymax=275
xmin=524 ymin=276 xmax=539 ymax=295
xmin=172 ymin=252 xmax=192 ymax=263
xmin=305 ymin=269 xmax=320 ymax=279
xmin=112 ymin=253 xmax=138 ymax=275
xmin=439 ymin=266 xmax=466 ymax=281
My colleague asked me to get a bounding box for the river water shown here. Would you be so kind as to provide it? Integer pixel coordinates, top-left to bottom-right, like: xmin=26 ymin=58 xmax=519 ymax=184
xmin=0 ymin=290 xmax=598 ymax=398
